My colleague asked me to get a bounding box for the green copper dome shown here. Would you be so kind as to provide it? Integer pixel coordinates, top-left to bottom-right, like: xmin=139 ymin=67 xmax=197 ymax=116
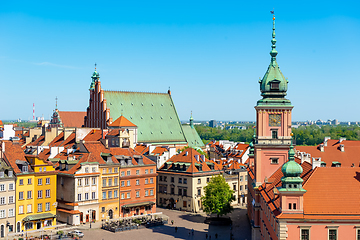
xmin=259 ymin=17 xmax=288 ymax=99
xmin=89 ymin=69 xmax=100 ymax=90
xmin=281 ymin=145 xmax=302 ymax=176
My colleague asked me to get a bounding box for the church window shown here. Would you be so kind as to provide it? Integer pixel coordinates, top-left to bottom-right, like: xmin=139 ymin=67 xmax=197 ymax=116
xmin=293 ymin=203 xmax=296 ymax=209
xmin=270 ymin=81 xmax=279 ymax=90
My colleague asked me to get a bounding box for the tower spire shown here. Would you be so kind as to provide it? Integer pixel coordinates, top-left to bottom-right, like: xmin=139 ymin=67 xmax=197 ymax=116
xmin=270 ymin=15 xmax=278 ymax=62
xmin=55 ymin=96 xmax=58 ymax=110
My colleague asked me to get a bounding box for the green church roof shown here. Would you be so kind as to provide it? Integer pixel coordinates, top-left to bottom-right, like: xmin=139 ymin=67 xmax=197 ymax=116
xmin=103 ymin=91 xmax=187 ymax=144
xmin=182 ymin=124 xmax=205 ymax=148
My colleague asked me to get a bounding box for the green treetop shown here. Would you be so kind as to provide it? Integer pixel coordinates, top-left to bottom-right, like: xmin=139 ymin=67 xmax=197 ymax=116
xmin=201 ymin=175 xmax=235 ymax=217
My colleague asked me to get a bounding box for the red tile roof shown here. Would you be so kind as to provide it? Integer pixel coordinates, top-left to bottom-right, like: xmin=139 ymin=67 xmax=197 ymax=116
xmin=151 ymin=147 xmax=168 ymax=156
xmin=109 ymin=116 xmax=136 ymax=128
xmin=3 ymin=141 xmax=32 ymax=174
xmin=296 ymin=139 xmax=360 ymax=167
xmin=58 ymin=111 xmax=86 ymax=128
xmin=83 ymin=129 xmax=103 ymax=142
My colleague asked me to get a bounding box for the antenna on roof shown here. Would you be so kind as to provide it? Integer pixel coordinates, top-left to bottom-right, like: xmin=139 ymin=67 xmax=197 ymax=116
xmin=95 ymin=63 xmax=97 ymax=71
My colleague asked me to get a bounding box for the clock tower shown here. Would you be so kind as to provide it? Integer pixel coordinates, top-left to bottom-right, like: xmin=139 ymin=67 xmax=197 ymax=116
xmin=254 ymin=16 xmax=293 ymax=186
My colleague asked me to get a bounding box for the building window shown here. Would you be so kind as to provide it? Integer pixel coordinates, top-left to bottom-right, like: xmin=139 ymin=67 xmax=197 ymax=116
xmin=37 ymin=190 xmax=43 ymax=199
xmin=127 ymin=180 xmax=130 ymax=186
xmin=136 ymin=191 xmax=140 ymax=198
xmin=28 ymin=179 xmax=32 ymax=185
xmin=114 ymin=178 xmax=118 ymax=186
xmin=19 ymin=179 xmax=23 ymax=185
xmin=19 ymin=206 xmax=24 ymax=214
xmin=164 ymin=176 xmax=167 ymax=182
xmin=102 ymin=179 xmax=106 ymax=187
xmin=0 ymin=210 xmax=5 ymax=218
xmin=329 ymin=229 xmax=337 ymax=240
xmin=171 ymin=177 xmax=174 ymax=183
xmin=101 ymin=207 xmax=105 ymax=213
xmin=102 ymin=192 xmax=106 ymax=199
xmin=0 ymin=197 xmax=5 ymax=205
xmin=44 ymin=220 xmax=52 ymax=226
xmin=178 ymin=178 xmax=182 ymax=183
xmin=127 ymin=170 xmax=131 ymax=176
xmin=25 ymin=222 xmax=33 ymax=230
xmin=19 ymin=192 xmax=24 ymax=200
xmin=92 ymin=177 xmax=96 ymax=185
xmin=114 ymin=190 xmax=118 ymax=198
xmin=145 ymin=179 xmax=148 ymax=184
xmin=178 ymin=188 xmax=182 ymax=195
xmin=207 ymin=178 xmax=210 ymax=183
xmin=108 ymin=178 xmax=112 ymax=186
xmin=159 ymin=176 xmax=163 ymax=181
xmin=357 ymin=229 xmax=360 ymax=240
xmin=38 ymin=178 xmax=42 ymax=185
xmin=288 ymin=203 xmax=292 ymax=209
xmin=78 ymin=194 xmax=82 ymax=201
xmin=150 ymin=169 xmax=153 ymax=174
xmin=46 ymin=178 xmax=50 ymax=185
xmin=8 ymin=208 xmax=14 ymax=217
xmin=184 ymin=178 xmax=187 ymax=184
xmin=37 ymin=203 xmax=42 ymax=212
xmin=150 ymin=178 xmax=153 ymax=183
xmin=198 ymin=178 xmax=201 ymax=184
xmin=27 ymin=191 xmax=32 ymax=199
xmin=270 ymin=82 xmax=280 ymax=90
xmin=46 ymin=189 xmax=50 ymax=198
xmin=127 ymin=192 xmax=130 ymax=199
xmin=108 ymin=191 xmax=112 ymax=199
xmin=85 ymin=178 xmax=89 ymax=186
xmin=150 ymin=190 xmax=153 ymax=195
xmin=45 ymin=202 xmax=50 ymax=211
xmin=171 ymin=187 xmax=175 ymax=194
xmin=85 ymin=193 xmax=89 ymax=200
xmin=197 ymin=188 xmax=201 ymax=196
xmin=121 ymin=171 xmax=125 ymax=177
xmin=78 ymin=179 xmax=82 ymax=186
xmin=183 ymin=189 xmax=187 ymax=196
xmin=0 ymin=185 xmax=5 ymax=192
xmin=145 ymin=190 xmax=148 ymax=196
xmin=121 ymin=193 xmax=125 ymax=199
xmin=293 ymin=203 xmax=296 ymax=209
xmin=233 ymin=185 xmax=237 ymax=191
xmin=240 ymin=185 xmax=243 ymax=191
xmin=92 ymin=167 xmax=96 ymax=173
xmin=9 ymin=183 xmax=14 ymax=190
xmin=136 ymin=180 xmax=140 ymax=185
xmin=114 ymin=168 xmax=118 ymax=173
xmin=27 ymin=204 xmax=32 ymax=213
xmin=271 ymin=158 xmax=279 ymax=164
xmin=272 ymin=130 xmax=278 ymax=139
xmin=145 ymin=169 xmax=148 ymax=174
xmin=92 ymin=192 xmax=96 ymax=199
xmin=121 ymin=181 xmax=125 ymax=187
xmin=85 ymin=167 xmax=89 ymax=173
xmin=109 ymin=168 xmax=112 ymax=173
xmin=9 ymin=196 xmax=14 ymax=204
xmin=103 ymin=168 xmax=106 ymax=174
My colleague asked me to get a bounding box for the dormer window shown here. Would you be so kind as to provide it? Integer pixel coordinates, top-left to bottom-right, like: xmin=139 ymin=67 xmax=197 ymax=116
xmin=0 ymin=172 xmax=4 ymax=178
xmin=270 ymin=80 xmax=280 ymax=90
xmin=22 ymin=166 xmax=28 ymax=173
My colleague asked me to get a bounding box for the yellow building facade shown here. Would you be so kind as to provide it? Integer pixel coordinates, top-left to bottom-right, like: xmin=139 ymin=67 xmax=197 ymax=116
xmin=16 ymin=156 xmax=57 ymax=233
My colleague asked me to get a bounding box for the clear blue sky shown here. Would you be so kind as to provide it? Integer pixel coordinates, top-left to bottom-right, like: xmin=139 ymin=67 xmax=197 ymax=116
xmin=1 ymin=1 xmax=360 ymax=122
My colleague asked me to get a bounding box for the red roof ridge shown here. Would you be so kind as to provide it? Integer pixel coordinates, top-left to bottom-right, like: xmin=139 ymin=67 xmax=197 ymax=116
xmin=109 ymin=116 xmax=137 ymax=127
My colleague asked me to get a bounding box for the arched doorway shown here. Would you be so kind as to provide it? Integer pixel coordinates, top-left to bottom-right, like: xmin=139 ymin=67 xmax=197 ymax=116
xmin=92 ymin=210 xmax=96 ymax=221
xmin=1 ymin=224 xmax=4 ymax=238
xmin=108 ymin=209 xmax=113 ymax=219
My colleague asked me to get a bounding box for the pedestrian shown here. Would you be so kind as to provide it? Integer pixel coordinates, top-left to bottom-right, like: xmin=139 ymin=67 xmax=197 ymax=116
xmin=215 ymin=233 xmax=218 ymax=239
xmin=206 ymin=233 xmax=208 ymax=239
xmin=188 ymin=231 xmax=191 ymax=237
xmin=191 ymin=228 xmax=194 ymax=235
xmin=209 ymin=235 xmax=211 ymax=240
xmin=171 ymin=220 xmax=174 ymax=225
xmin=175 ymin=226 xmax=178 ymax=233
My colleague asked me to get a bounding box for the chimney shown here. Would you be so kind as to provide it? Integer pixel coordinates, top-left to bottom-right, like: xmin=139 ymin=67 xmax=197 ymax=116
xmin=319 ymin=144 xmax=324 ymax=152
xmin=339 ymin=137 xmax=346 ymax=143
xmin=149 ymin=145 xmax=156 ymax=155
xmin=323 ymin=137 xmax=331 ymax=146
xmin=339 ymin=144 xmax=344 ymax=152
xmin=312 ymin=157 xmax=322 ymax=169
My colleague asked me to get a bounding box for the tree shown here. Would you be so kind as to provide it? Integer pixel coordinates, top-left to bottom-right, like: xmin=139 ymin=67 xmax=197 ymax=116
xmin=201 ymin=175 xmax=235 ymax=218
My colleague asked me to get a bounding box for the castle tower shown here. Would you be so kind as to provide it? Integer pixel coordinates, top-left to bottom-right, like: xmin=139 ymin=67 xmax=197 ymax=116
xmin=254 ymin=15 xmax=293 ymax=186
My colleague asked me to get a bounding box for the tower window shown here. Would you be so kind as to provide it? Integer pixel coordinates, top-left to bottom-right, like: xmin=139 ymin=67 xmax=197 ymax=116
xmin=272 ymin=130 xmax=278 ymax=139
xmin=270 ymin=158 xmax=279 ymax=164
xmin=288 ymin=203 xmax=292 ymax=209
xmin=301 ymin=229 xmax=309 ymax=240
xmin=270 ymin=81 xmax=280 ymax=90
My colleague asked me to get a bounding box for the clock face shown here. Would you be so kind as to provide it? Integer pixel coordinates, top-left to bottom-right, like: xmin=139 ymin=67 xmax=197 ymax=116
xmin=269 ymin=114 xmax=281 ymax=127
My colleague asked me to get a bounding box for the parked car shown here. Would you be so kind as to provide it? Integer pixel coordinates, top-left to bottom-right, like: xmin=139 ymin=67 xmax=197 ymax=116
xmin=68 ymin=230 xmax=84 ymax=238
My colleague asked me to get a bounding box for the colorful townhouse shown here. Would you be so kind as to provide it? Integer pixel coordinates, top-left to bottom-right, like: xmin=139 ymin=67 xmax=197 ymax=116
xmin=2 ymin=139 xmax=57 ymax=234
xmin=0 ymin=158 xmax=16 ymax=238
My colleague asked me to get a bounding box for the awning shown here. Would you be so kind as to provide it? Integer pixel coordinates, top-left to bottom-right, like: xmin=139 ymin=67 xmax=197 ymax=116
xmin=23 ymin=213 xmax=56 ymax=222
xmin=122 ymin=201 xmax=155 ymax=208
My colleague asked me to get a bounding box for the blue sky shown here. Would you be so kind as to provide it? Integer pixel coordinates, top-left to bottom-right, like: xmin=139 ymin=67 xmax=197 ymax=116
xmin=1 ymin=1 xmax=360 ymax=122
